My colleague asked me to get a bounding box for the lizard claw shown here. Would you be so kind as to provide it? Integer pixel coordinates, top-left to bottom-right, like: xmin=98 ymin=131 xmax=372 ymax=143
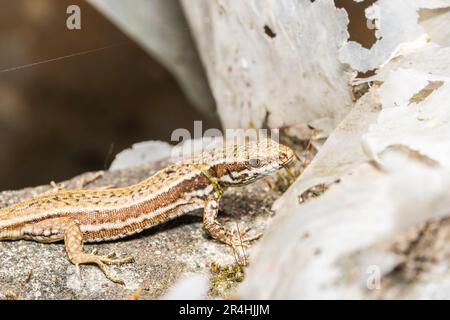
xmin=242 ymin=233 xmax=263 ymax=243
xmin=89 ymin=248 xmax=122 ymax=260
xmin=99 ymin=253 xmax=134 ymax=265
xmin=104 ymin=251 xmax=116 ymax=259
xmin=230 ymin=227 xmax=262 ymax=248
xmin=239 ymin=226 xmax=251 ymax=236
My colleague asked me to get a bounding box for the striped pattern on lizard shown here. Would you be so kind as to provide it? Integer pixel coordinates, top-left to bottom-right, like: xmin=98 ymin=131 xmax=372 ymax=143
xmin=0 ymin=138 xmax=294 ymax=283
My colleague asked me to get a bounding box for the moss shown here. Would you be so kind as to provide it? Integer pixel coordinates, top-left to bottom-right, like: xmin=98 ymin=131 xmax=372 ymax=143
xmin=3 ymin=293 xmax=19 ymax=300
xmin=208 ymin=262 xmax=245 ymax=298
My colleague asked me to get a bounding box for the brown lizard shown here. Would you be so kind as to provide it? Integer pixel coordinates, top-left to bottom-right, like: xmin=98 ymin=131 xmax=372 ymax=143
xmin=0 ymin=138 xmax=294 ymax=283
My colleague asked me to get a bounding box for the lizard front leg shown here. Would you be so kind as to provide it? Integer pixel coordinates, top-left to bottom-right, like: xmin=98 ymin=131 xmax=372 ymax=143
xmin=202 ymin=195 xmax=261 ymax=249
xmin=64 ymin=221 xmax=133 ymax=284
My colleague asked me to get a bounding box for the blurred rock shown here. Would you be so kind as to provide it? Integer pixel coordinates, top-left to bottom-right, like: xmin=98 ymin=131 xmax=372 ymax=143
xmin=88 ymin=0 xmax=216 ymax=117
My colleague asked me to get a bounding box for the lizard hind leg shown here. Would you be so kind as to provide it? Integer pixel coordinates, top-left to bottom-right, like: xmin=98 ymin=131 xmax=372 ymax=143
xmin=64 ymin=221 xmax=133 ymax=284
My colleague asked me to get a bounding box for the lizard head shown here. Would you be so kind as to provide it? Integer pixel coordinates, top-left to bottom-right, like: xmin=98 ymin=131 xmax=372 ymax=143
xmin=205 ymin=138 xmax=295 ymax=187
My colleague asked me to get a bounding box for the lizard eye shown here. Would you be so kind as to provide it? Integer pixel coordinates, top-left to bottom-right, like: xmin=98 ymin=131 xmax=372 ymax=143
xmin=249 ymin=158 xmax=262 ymax=167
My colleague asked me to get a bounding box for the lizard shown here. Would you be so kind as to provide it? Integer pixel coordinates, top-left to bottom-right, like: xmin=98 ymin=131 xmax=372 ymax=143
xmin=0 ymin=138 xmax=294 ymax=283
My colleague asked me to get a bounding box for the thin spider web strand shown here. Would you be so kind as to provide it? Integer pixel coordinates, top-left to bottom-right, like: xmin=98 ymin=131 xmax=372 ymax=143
xmin=0 ymin=43 xmax=126 ymax=73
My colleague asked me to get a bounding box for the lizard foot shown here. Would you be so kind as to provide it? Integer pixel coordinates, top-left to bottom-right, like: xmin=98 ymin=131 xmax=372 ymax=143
xmin=230 ymin=226 xmax=262 ymax=249
xmin=73 ymin=250 xmax=134 ymax=284
xmin=64 ymin=222 xmax=133 ymax=284
xmin=227 ymin=227 xmax=263 ymax=266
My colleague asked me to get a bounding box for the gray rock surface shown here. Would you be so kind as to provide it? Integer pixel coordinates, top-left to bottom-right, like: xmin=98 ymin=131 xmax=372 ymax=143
xmin=0 ymin=160 xmax=280 ymax=300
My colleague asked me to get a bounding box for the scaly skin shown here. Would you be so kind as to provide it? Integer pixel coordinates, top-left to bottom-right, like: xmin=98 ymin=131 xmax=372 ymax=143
xmin=0 ymin=138 xmax=294 ymax=283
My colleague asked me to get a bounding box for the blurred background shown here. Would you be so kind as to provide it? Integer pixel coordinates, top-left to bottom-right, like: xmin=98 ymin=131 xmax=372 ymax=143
xmin=0 ymin=0 xmax=217 ymax=190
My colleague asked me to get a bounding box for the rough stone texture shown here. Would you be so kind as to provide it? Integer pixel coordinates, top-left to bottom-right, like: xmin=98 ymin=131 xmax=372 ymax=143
xmin=181 ymin=0 xmax=354 ymax=139
xmin=369 ymin=217 xmax=450 ymax=299
xmin=0 ymin=159 xmax=280 ymax=300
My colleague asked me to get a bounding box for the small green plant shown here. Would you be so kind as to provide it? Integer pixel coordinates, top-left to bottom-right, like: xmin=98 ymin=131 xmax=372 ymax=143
xmin=209 ymin=262 xmax=245 ymax=298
